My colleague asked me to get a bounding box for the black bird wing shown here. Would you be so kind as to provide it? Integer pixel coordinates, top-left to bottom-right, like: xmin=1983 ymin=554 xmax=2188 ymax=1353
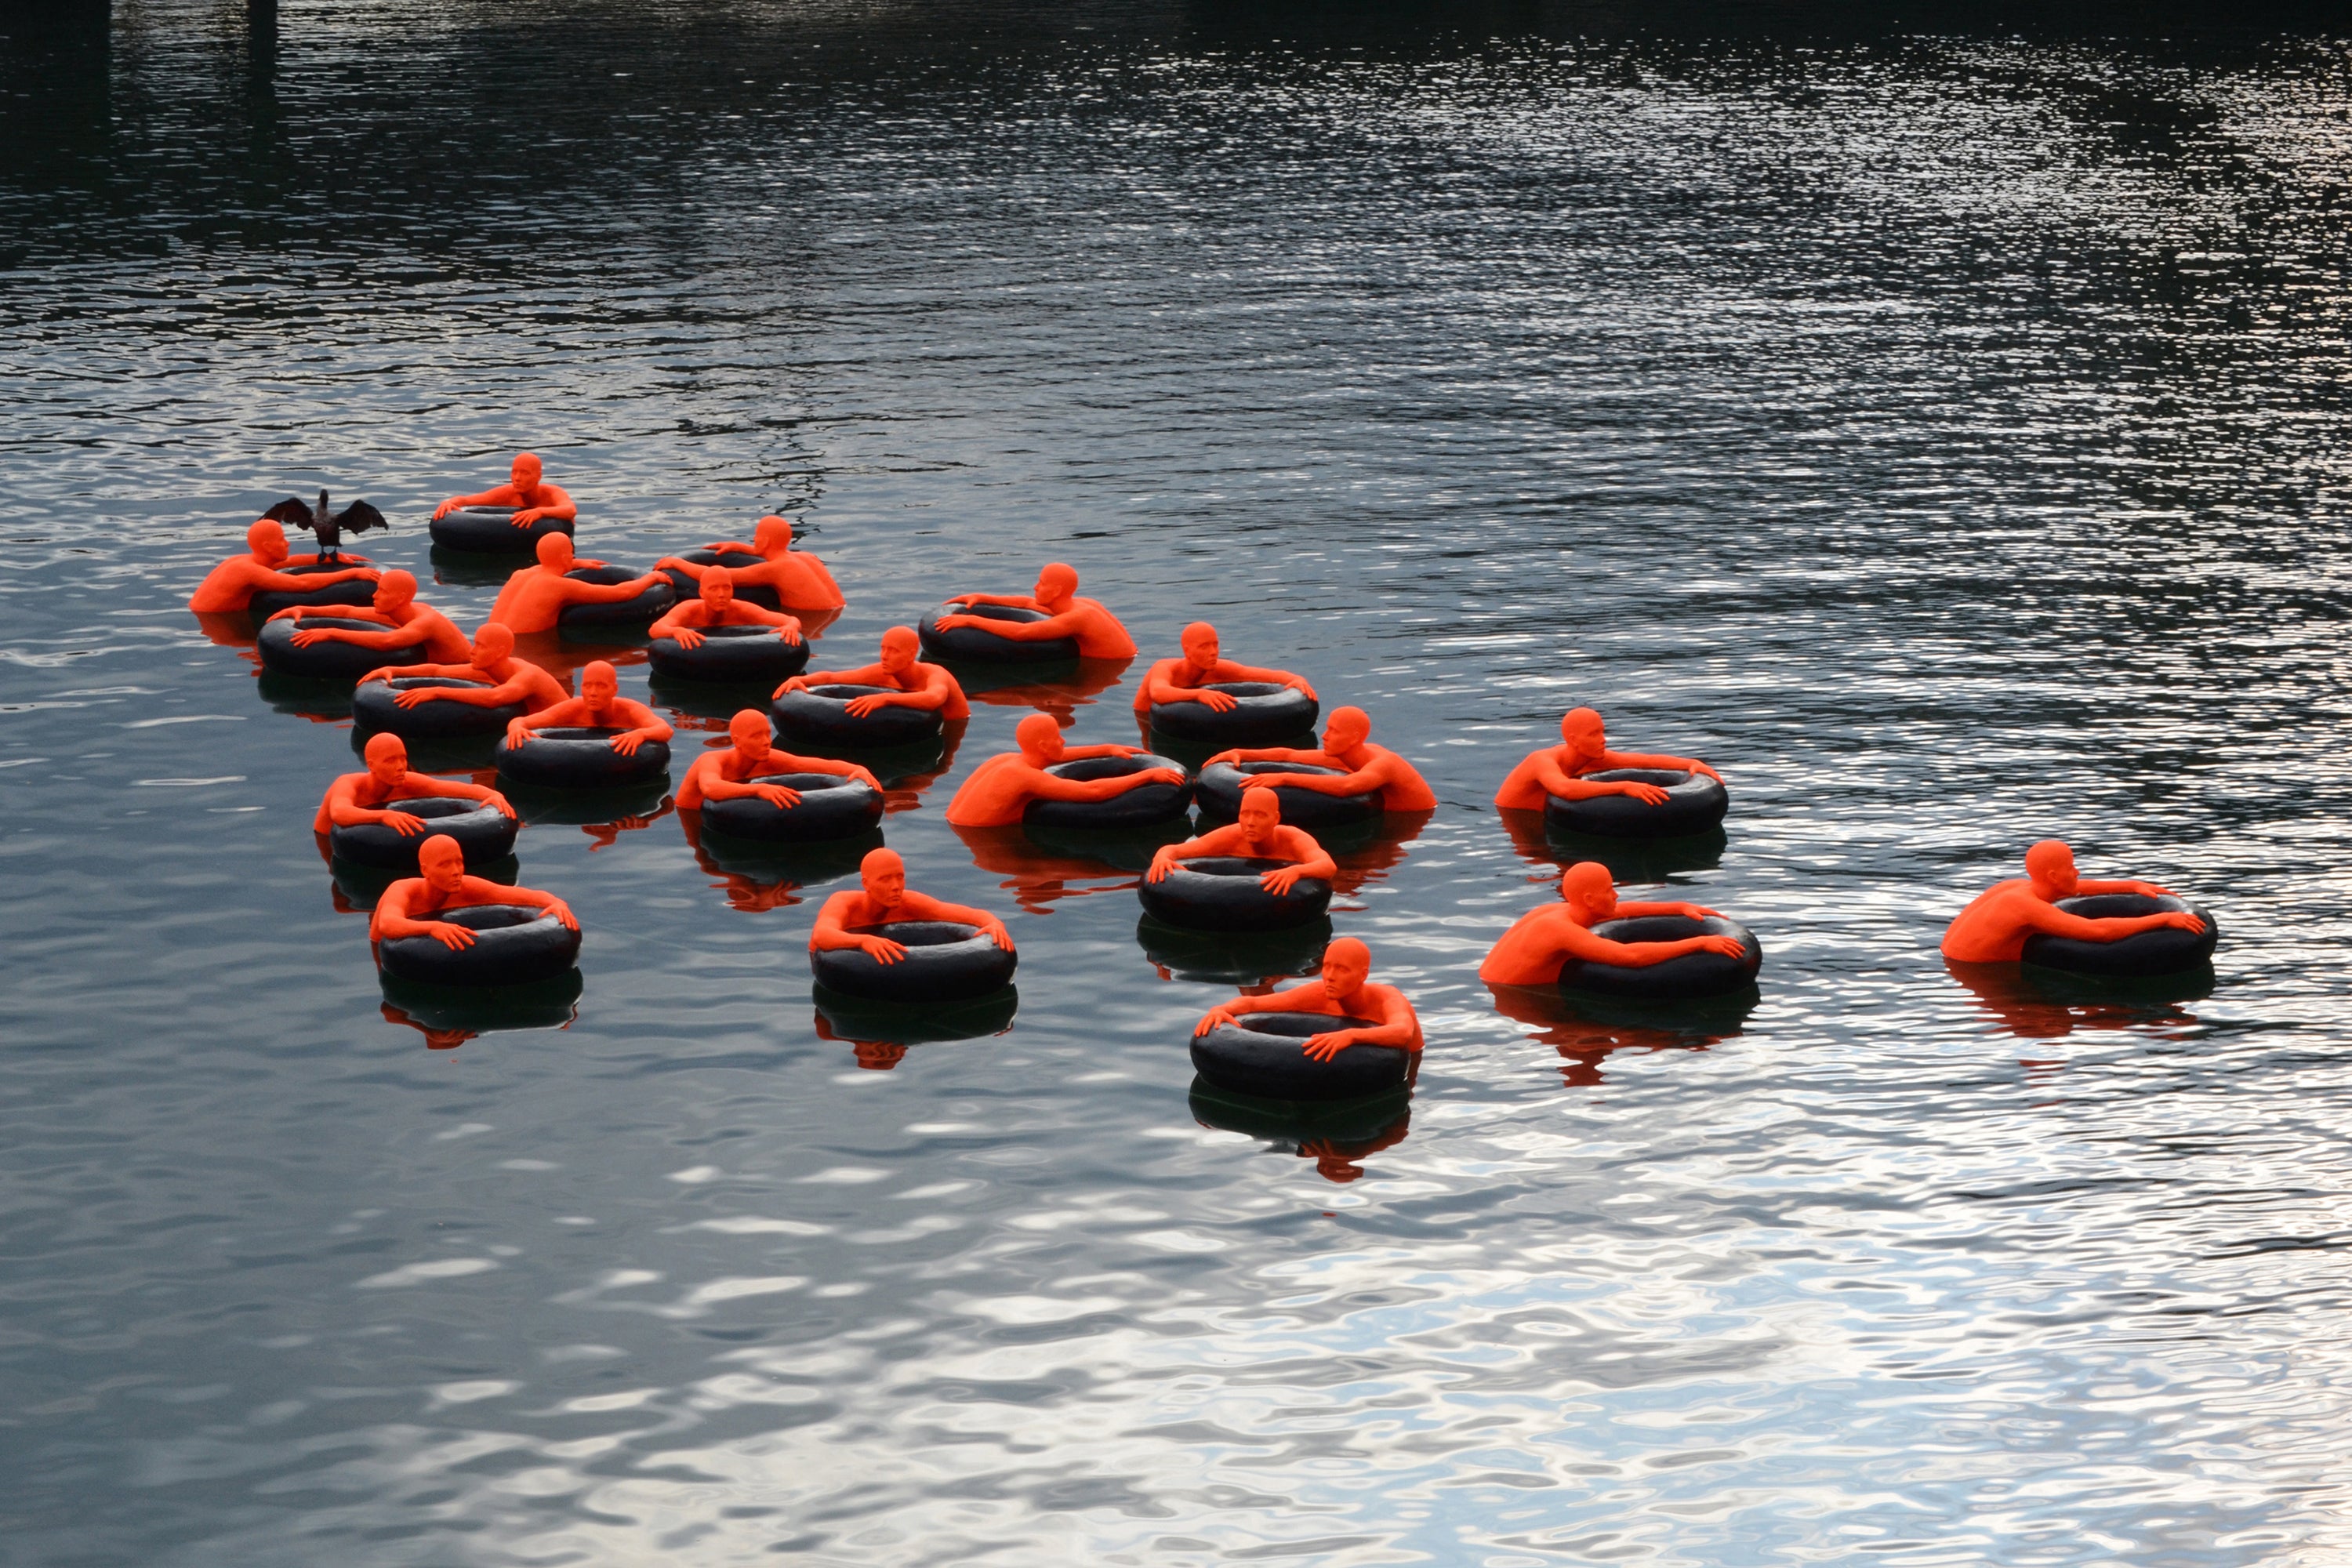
xmin=260 ymin=498 xmax=316 ymax=530
xmin=331 ymin=499 xmax=389 ymax=535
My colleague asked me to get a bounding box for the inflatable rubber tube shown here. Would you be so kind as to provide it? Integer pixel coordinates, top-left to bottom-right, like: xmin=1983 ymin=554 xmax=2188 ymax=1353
xmin=1544 ymin=769 xmax=1730 ymax=840
xmin=376 ymin=903 xmax=581 ymax=986
xmin=647 ymin=624 xmax=811 ymax=685
xmin=699 ymin=773 xmax=887 ymax=843
xmin=1557 ymin=913 xmax=1762 ymax=1000
xmin=246 ymin=563 xmax=380 ymax=622
xmin=660 ymin=549 xmax=782 ymax=610
xmin=328 ymin=796 xmax=518 ymax=871
xmin=808 ymin=920 xmax=1017 ymax=1003
xmin=918 ymin=603 xmax=1080 ymax=665
xmin=2023 ymin=894 xmax=2218 ymax=978
xmin=495 ymin=728 xmax=671 ymax=790
xmin=1189 ymin=1011 xmax=1409 ymax=1102
xmin=1194 ymin=760 xmax=1378 ymax=832
xmin=351 ymin=677 xmax=529 ymax=740
xmin=1136 ymin=855 xmax=1332 ymax=932
xmin=256 ymin=615 xmax=427 ymax=682
xmin=771 ymin=684 xmax=944 ymax=750
xmin=428 ymin=506 xmax=575 ymax=554
xmin=379 ymin=967 xmax=583 ymax=1036
xmin=1021 ymin=753 xmax=1192 ymax=831
xmin=557 ymin=567 xmax=675 ymax=633
xmin=812 ymin=984 xmax=1019 ymax=1047
xmin=1148 ymin=684 xmax=1318 ymax=747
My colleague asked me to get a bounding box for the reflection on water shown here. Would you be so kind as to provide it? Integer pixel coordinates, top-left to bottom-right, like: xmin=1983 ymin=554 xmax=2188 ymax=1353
xmin=1945 ymin=956 xmax=2215 ymax=1040
xmin=7 ymin=0 xmax=2352 ymax=1562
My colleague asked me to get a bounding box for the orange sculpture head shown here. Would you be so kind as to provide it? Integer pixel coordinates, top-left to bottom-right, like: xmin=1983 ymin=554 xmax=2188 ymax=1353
xmin=859 ymin=846 xmax=906 ymax=909
xmin=1559 ymin=861 xmax=1617 ymax=921
xmin=364 ymin=731 xmax=409 ymax=783
xmin=1014 ymin=712 xmax=1065 ymax=764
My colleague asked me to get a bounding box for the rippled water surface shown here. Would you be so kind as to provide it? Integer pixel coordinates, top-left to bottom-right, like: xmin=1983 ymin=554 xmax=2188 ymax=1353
xmin=6 ymin=2 xmax=2352 ymax=1563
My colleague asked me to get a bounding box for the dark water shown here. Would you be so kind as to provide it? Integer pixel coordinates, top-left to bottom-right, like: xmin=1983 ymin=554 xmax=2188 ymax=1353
xmin=6 ymin=2 xmax=2352 ymax=1562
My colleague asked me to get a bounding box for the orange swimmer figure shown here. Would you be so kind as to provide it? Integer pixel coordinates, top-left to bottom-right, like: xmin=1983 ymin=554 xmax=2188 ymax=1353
xmin=187 ymin=518 xmax=380 ymax=613
xmin=1494 ymin=706 xmax=1722 ymax=811
xmin=314 ymin=732 xmax=516 ymax=838
xmin=656 ymin=515 xmax=845 ymax=612
xmin=674 ymin=709 xmax=881 ymax=810
xmin=369 ymin=833 xmax=577 ymax=949
xmin=811 ymin=847 xmax=1014 ymax=964
xmin=485 ymin=532 xmax=666 ymax=637
xmin=1940 ymin=840 xmax=2205 ymax=964
xmin=264 ymin=569 xmax=470 ymax=663
xmin=505 ymin=659 xmax=674 ymax=755
xmin=358 ymin=622 xmax=569 ymax=715
xmin=1205 ymin=705 xmax=1438 ymax=812
xmin=933 ymin=561 xmax=1137 ymax=660
xmin=775 ymin=626 xmax=969 ymax=720
xmin=1479 ymin=862 xmax=1744 ymax=986
xmin=430 ymin=452 xmax=577 ymax=532
xmin=945 ymin=713 xmax=1185 ymax=827
xmin=646 ymin=568 xmax=803 ymax=647
xmin=1193 ymin=937 xmax=1423 ymax=1062
xmin=1148 ymin=785 xmax=1336 ymax=894
xmin=1133 ymin=621 xmax=1315 ymax=715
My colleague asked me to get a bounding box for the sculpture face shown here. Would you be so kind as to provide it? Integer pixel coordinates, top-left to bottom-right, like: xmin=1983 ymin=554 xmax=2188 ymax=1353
xmin=860 ymin=851 xmax=906 ymax=910
xmin=1237 ymin=789 xmax=1280 ymax=844
xmin=1560 ymin=706 xmax=1606 ymax=760
xmin=1561 ymin=862 xmax=1617 ymax=921
xmin=1181 ymin=624 xmax=1220 ymax=667
xmin=1036 ymin=563 xmax=1078 ymax=606
xmin=472 ymin=623 xmax=515 ymax=666
xmin=365 ymin=733 xmax=409 ymax=784
xmin=375 ymin=571 xmax=417 ymax=611
xmin=580 ymin=664 xmax=618 ymax=709
xmin=702 ymin=572 xmax=735 ymax=609
xmin=1323 ymin=708 xmax=1370 ymax=753
xmin=1319 ymin=941 xmax=1369 ymax=998
xmin=419 ymin=835 xmax=466 ymax=893
xmin=535 ymin=531 xmax=574 ymax=571
xmin=879 ymin=629 xmax=918 ymax=675
xmin=729 ymin=710 xmax=771 ymax=762
xmin=511 ymin=452 xmax=543 ymax=492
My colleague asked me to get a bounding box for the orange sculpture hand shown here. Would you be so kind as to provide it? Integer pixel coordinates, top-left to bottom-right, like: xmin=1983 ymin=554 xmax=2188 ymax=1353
xmin=1301 ymin=1029 xmax=1357 ymax=1062
xmin=1144 ymin=768 xmax=1187 ymax=787
xmin=505 ymin=718 xmax=537 ymax=746
xmin=779 ymin=624 xmax=804 ymax=646
xmin=1615 ymin=780 xmax=1672 ymax=805
xmin=608 ymin=730 xmax=652 ymax=756
xmin=431 ymin=498 xmax=463 ymax=521
xmin=982 ymin=921 xmax=1015 ymax=953
xmin=1195 ymin=1005 xmax=1239 ymax=1037
xmin=511 ymin=509 xmax=546 ymax=527
xmin=424 ymin=920 xmax=478 ymax=950
xmin=1287 ymin=677 xmax=1318 ymax=701
xmin=753 ymin=783 xmax=804 ymax=808
xmin=1259 ymin=864 xmax=1310 ymax=894
xmin=380 ymin=810 xmax=429 ymax=837
xmin=546 ymin=898 xmax=579 ymax=931
xmin=1191 ymin=688 xmax=1240 ymax=712
xmin=671 ymin=626 xmax=706 ymax=649
xmin=393 ymin=687 xmax=445 ymax=709
xmin=1147 ymin=848 xmax=1179 ymax=883
xmin=2160 ymin=910 xmax=2206 ymax=934
xmin=773 ymin=675 xmax=809 ymax=699
xmin=843 ymin=694 xmax=897 ymax=717
xmin=1694 ymin=934 xmax=1748 ymax=959
xmin=933 ymin=613 xmax=980 ymax=631
xmin=860 ymin=934 xmax=909 ymax=964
